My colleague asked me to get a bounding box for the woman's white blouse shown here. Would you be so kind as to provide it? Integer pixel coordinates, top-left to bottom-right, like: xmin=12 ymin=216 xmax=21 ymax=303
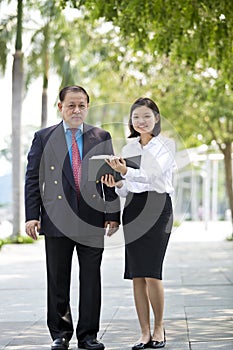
xmin=116 ymin=135 xmax=176 ymax=198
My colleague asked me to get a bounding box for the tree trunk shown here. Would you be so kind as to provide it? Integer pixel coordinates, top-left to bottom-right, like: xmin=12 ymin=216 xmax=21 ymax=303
xmin=11 ymin=50 xmax=23 ymax=238
xmin=41 ymin=23 xmax=49 ymax=129
xmin=41 ymin=87 xmax=48 ymax=128
xmin=222 ymin=142 xmax=233 ymax=237
xmin=11 ymin=0 xmax=24 ymax=239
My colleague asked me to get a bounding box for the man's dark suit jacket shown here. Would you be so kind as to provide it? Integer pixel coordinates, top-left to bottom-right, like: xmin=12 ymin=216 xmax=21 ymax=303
xmin=25 ymin=121 xmax=120 ymax=247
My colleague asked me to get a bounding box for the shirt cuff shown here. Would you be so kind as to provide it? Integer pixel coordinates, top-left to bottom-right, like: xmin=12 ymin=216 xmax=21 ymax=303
xmin=115 ymin=181 xmax=128 ymax=197
xmin=122 ymin=167 xmax=135 ymax=179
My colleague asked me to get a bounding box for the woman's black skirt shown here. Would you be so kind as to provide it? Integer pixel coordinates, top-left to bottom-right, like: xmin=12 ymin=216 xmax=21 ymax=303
xmin=122 ymin=191 xmax=173 ymax=280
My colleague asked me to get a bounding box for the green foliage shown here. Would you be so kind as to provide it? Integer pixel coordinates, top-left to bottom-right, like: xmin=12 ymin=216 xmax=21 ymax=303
xmin=226 ymin=235 xmax=233 ymax=241
xmin=140 ymin=57 xmax=233 ymax=150
xmin=61 ymin=0 xmax=233 ymax=87
xmin=2 ymin=0 xmax=232 ymax=150
xmin=25 ymin=1 xmax=78 ymax=90
xmin=0 ymin=235 xmax=35 ymax=249
xmin=173 ymin=220 xmax=181 ymax=227
xmin=0 ymin=14 xmax=16 ymax=72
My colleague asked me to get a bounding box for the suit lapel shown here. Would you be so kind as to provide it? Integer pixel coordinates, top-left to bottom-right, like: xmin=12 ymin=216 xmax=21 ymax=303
xmin=48 ymin=123 xmax=99 ymax=190
xmin=82 ymin=123 xmax=105 ymax=187
xmin=83 ymin=123 xmax=97 ymax=158
xmin=47 ymin=122 xmax=76 ymax=191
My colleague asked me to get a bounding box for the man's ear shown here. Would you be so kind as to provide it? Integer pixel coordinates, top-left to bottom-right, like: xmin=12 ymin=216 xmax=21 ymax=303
xmin=58 ymin=102 xmax=62 ymax=112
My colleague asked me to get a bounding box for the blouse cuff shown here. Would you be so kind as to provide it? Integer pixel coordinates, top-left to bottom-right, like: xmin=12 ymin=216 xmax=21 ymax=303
xmin=115 ymin=181 xmax=128 ymax=197
xmin=122 ymin=167 xmax=135 ymax=179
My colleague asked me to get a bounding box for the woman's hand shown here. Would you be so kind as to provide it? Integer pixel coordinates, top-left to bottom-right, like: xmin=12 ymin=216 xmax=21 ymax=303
xmin=105 ymin=157 xmax=127 ymax=175
xmin=101 ymin=174 xmax=123 ymax=188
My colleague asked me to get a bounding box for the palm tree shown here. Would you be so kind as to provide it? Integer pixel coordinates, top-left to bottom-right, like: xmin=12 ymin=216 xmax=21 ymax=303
xmin=26 ymin=0 xmax=79 ymax=128
xmin=0 ymin=0 xmax=79 ymax=239
xmin=0 ymin=0 xmax=24 ymax=238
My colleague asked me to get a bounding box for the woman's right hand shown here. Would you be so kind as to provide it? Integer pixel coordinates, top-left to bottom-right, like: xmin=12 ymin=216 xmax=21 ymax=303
xmin=101 ymin=174 xmax=123 ymax=188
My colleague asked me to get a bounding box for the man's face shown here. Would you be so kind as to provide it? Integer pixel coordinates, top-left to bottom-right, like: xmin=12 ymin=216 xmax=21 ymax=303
xmin=58 ymin=91 xmax=89 ymax=128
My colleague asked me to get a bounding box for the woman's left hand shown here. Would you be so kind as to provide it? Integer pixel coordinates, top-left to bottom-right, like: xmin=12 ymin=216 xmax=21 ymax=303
xmin=101 ymin=174 xmax=117 ymax=187
xmin=101 ymin=174 xmax=123 ymax=188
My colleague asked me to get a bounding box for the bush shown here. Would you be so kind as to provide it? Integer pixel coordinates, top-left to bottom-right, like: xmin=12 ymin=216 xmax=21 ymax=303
xmin=0 ymin=235 xmax=34 ymax=249
xmin=173 ymin=220 xmax=181 ymax=227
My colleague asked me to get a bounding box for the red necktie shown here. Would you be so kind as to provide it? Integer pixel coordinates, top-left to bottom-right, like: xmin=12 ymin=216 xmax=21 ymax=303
xmin=70 ymin=128 xmax=82 ymax=195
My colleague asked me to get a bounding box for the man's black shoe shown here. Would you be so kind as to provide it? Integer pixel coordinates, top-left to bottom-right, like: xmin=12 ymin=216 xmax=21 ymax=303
xmin=78 ymin=338 xmax=105 ymax=350
xmin=51 ymin=337 xmax=69 ymax=350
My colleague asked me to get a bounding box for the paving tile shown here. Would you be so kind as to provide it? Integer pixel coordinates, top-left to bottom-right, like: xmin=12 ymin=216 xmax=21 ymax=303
xmin=191 ymin=340 xmax=233 ymax=349
xmin=187 ymin=317 xmax=233 ymax=342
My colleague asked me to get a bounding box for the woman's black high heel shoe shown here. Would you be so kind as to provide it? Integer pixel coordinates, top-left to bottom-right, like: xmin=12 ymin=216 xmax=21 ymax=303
xmin=132 ymin=337 xmax=152 ymax=350
xmin=150 ymin=329 xmax=166 ymax=349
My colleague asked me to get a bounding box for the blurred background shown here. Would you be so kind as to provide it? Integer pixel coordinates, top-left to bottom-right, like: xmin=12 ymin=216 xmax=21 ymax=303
xmin=0 ymin=0 xmax=232 ymax=242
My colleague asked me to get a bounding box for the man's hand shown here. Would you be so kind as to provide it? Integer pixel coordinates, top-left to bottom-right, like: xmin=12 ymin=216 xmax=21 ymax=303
xmin=104 ymin=221 xmax=119 ymax=237
xmin=25 ymin=220 xmax=41 ymax=240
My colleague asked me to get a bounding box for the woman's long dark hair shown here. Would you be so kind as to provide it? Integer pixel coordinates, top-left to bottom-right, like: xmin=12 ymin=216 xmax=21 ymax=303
xmin=128 ymin=97 xmax=161 ymax=138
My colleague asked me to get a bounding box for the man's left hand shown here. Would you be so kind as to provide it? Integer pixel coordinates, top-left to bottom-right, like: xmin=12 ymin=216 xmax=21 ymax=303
xmin=104 ymin=221 xmax=119 ymax=236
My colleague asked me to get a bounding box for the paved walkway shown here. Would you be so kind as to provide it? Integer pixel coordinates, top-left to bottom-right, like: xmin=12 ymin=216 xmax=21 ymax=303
xmin=0 ymin=221 xmax=233 ymax=349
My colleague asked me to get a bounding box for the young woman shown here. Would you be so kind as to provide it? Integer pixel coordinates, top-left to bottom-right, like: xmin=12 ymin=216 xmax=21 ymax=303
xmin=102 ymin=97 xmax=175 ymax=349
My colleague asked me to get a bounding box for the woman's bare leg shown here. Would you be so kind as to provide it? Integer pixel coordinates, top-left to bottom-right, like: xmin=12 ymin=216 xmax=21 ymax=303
xmin=133 ymin=278 xmax=151 ymax=343
xmin=146 ymin=278 xmax=165 ymax=341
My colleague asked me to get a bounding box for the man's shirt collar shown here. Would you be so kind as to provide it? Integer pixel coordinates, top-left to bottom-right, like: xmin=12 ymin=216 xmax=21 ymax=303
xmin=63 ymin=121 xmax=83 ymax=134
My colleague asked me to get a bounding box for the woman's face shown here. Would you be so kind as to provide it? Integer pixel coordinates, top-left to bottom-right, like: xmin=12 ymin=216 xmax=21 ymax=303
xmin=131 ymin=106 xmax=159 ymax=135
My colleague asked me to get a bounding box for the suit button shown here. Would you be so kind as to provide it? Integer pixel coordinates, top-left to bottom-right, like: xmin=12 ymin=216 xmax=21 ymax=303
xmin=92 ymin=194 xmax=96 ymax=198
xmin=54 ymin=180 xmax=58 ymax=184
xmin=50 ymin=166 xmax=55 ymax=170
xmin=58 ymin=195 xmax=62 ymax=199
